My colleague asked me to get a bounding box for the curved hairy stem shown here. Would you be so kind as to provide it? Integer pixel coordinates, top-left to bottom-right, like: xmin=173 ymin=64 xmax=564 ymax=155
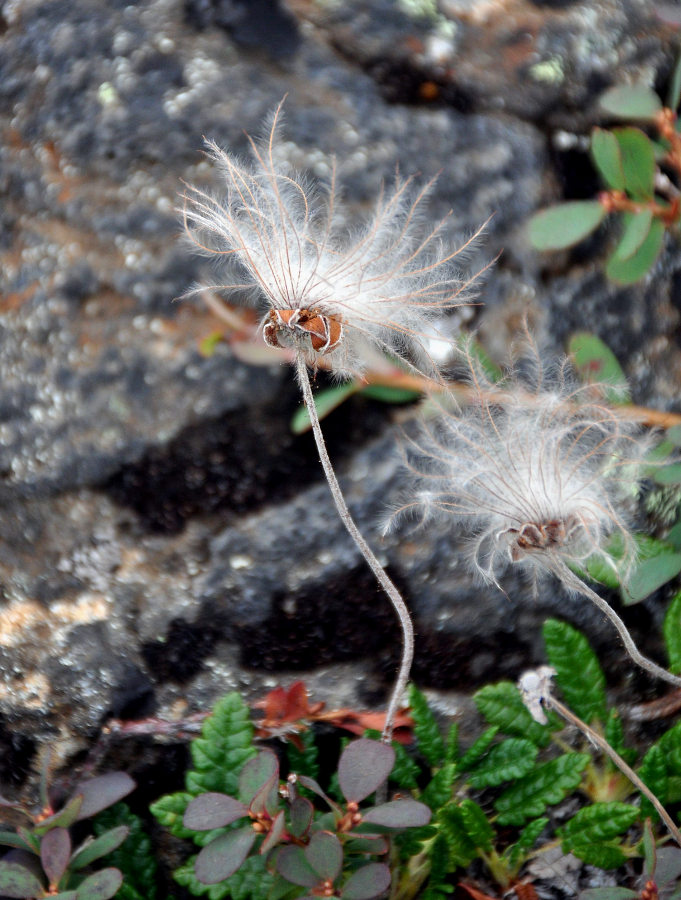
xmin=549 ymin=696 xmax=681 ymax=848
xmin=295 ymin=353 xmax=414 ymax=743
xmin=552 ymin=559 xmax=681 ymax=689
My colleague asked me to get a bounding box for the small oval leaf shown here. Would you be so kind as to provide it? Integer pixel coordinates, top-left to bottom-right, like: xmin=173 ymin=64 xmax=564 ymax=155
xmin=74 ymin=867 xmax=124 ymax=900
xmin=276 ymin=846 xmax=320 ymax=888
xmin=599 ymin=84 xmax=662 ymax=121
xmin=606 ymin=216 xmax=665 ymax=284
xmin=41 ymin=826 xmax=71 ymax=887
xmin=0 ymin=861 xmax=45 ymax=898
xmin=195 ymin=827 xmax=256 ymax=884
xmin=74 ymin=773 xmax=135 ymax=821
xmin=338 ymin=739 xmax=395 ymax=803
xmin=69 ymin=825 xmax=130 ymax=871
xmin=341 ymin=863 xmax=391 ymax=900
xmin=614 ymin=127 xmax=656 ymax=199
xmin=622 ymin=549 xmax=681 ymax=604
xmin=567 ymin=332 xmax=629 ymax=403
xmin=260 ymin=809 xmax=286 ymax=855
xmin=183 ymin=793 xmax=249 ymax=831
xmin=362 ymin=799 xmax=431 ymax=828
xmin=289 ymin=796 xmax=314 ymax=838
xmin=612 ymin=210 xmax=653 ymax=261
xmin=591 ymin=128 xmax=625 ymax=190
xmin=238 ymin=752 xmax=279 ymax=805
xmin=305 ymin=832 xmax=343 ymax=881
xmin=528 ymin=201 xmax=606 ymax=251
xmin=291 ymin=384 xmax=359 ymax=434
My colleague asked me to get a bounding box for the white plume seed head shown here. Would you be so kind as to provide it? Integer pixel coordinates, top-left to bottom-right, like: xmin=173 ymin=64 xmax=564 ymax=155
xmin=393 ymin=343 xmax=654 ymax=588
xmin=182 ymin=100 xmax=483 ymax=379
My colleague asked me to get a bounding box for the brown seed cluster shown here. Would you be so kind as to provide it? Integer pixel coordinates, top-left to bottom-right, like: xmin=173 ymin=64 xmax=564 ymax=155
xmin=263 ymin=308 xmax=344 ymax=355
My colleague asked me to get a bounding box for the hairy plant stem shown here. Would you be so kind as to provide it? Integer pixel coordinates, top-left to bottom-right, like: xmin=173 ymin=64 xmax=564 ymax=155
xmin=295 ymin=353 xmax=414 ymax=743
xmin=552 ymin=559 xmax=681 ymax=690
xmin=549 ymin=695 xmax=681 ymax=849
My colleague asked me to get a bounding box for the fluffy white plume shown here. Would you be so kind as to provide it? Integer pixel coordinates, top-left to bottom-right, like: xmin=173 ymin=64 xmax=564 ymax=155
xmin=182 ymin=101 xmax=483 ymax=378
xmin=392 ymin=343 xmax=653 ymax=588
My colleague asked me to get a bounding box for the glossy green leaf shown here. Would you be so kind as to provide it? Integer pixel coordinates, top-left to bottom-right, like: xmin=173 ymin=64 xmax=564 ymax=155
xmin=591 ymin=128 xmax=625 ymax=190
xmin=0 ymin=861 xmax=45 ymax=898
xmin=35 ymin=794 xmax=84 ymax=833
xmin=567 ymin=332 xmax=629 ymax=403
xmin=420 ymin=763 xmax=457 ymax=811
xmin=504 ymin=817 xmax=549 ymax=870
xmin=341 ymin=863 xmax=391 ymax=900
xmin=638 ymin=744 xmax=668 ymax=821
xmin=337 ymin=739 xmax=395 ymax=803
xmin=559 ymin=802 xmax=638 ymax=845
xmin=459 ymin=798 xmax=494 ymax=853
xmin=75 ymin=868 xmax=124 ymax=900
xmin=653 ymin=463 xmax=681 ymax=485
xmin=467 ymin=738 xmax=537 ymax=788
xmin=456 ymin=726 xmax=499 ymax=774
xmin=474 ymin=682 xmax=554 ymax=747
xmin=306 ymin=832 xmax=342 ymax=881
xmin=70 ymin=825 xmax=130 ymax=871
xmin=360 ymin=385 xmax=421 ymax=404
xmin=570 ymin=843 xmax=628 ymax=868
xmin=495 ymin=753 xmax=589 ymax=826
xmin=0 ymin=831 xmax=36 ymax=852
xmin=543 ymin=619 xmax=607 ymax=723
xmin=183 ymin=793 xmax=249 ymax=831
xmin=408 ymin=684 xmax=446 ymax=768
xmin=528 ymin=201 xmax=606 ymax=251
xmin=606 ymin=216 xmax=665 ymax=285
xmin=362 ymin=799 xmax=431 ymax=828
xmin=614 ymin=127 xmax=657 ymax=199
xmin=604 ymin=710 xmax=636 ymax=766
xmin=612 ymin=209 xmax=653 ymax=260
xmin=621 ymin=544 xmax=681 ymax=604
xmin=149 ymin=791 xmax=196 ymax=841
xmin=600 ymin=84 xmax=662 ymax=121
xmin=291 ymin=383 xmax=358 ymax=434
xmin=665 ymin=591 xmax=681 ymax=673
xmin=195 ymin=827 xmax=257 ymax=884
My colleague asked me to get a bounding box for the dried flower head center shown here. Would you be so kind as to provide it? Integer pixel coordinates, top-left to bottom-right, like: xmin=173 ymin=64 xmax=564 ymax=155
xmin=505 ymin=516 xmax=580 ymax=562
xmin=263 ymin=308 xmax=344 ymax=355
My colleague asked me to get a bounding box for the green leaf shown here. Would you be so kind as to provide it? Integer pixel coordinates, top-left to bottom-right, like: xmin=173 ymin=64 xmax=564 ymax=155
xmin=436 ymin=803 xmax=477 ymax=868
xmin=606 ymin=216 xmax=665 ymax=285
xmin=604 ymin=710 xmax=636 ymax=766
xmin=70 ymin=825 xmax=130 ymax=870
xmin=504 ymin=817 xmax=549 ymax=870
xmin=567 ymin=332 xmax=629 ymax=403
xmin=0 ymin=861 xmax=45 ymax=898
xmin=612 ymin=209 xmax=654 ymax=261
xmin=360 ymin=384 xmax=421 ymax=404
xmin=408 ymin=684 xmax=446 ymax=768
xmin=390 ymin=740 xmax=420 ymax=790
xmin=621 ymin=541 xmax=681 ymax=604
xmin=291 ymin=383 xmax=358 ymax=434
xmin=591 ymin=128 xmax=625 ymax=190
xmin=467 ymin=738 xmax=538 ymax=788
xmin=665 ymin=591 xmax=681 ymax=674
xmin=528 ymin=201 xmax=606 ymax=251
xmin=459 ymin=798 xmax=494 ymax=853
xmin=638 ymin=744 xmax=668 ymax=820
xmin=189 ymin=693 xmax=257 ymax=796
xmin=600 ymin=85 xmax=662 ymax=121
xmin=614 ymin=127 xmax=657 ymax=199
xmin=668 ymin=54 xmax=681 ymax=111
xmin=654 ymin=463 xmax=681 ymax=485
xmin=445 ymin=722 xmax=459 ymax=765
xmin=0 ymin=831 xmax=37 ymax=852
xmin=420 ymin=764 xmax=457 ymax=812
xmin=457 ymin=726 xmax=500 ymax=773
xmin=150 ymin=791 xmax=197 ymax=841
xmin=569 ymin=842 xmax=628 ymax=869
xmin=423 ymin=833 xmax=456 ymax=899
xmin=93 ymin=804 xmax=159 ymax=900
xmin=474 ymin=682 xmax=554 ymax=747
xmin=543 ymin=619 xmax=607 ymax=723
xmin=495 ymin=753 xmax=589 ymax=826
xmin=559 ymin=802 xmax=639 ymax=845
xmin=286 ymin=728 xmax=319 ymax=780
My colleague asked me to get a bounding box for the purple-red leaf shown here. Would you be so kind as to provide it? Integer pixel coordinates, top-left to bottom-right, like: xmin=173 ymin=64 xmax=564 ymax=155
xmin=338 ymin=740 xmax=395 ymax=803
xmin=341 ymin=863 xmax=391 ymax=900
xmin=276 ymin=846 xmax=320 ymax=888
xmin=195 ymin=827 xmax=256 ymax=884
xmin=305 ymin=832 xmax=342 ymax=881
xmin=239 ymin=752 xmax=279 ymax=805
xmin=289 ymin=796 xmax=314 ymax=838
xmin=183 ymin=793 xmax=249 ymax=831
xmin=260 ymin=810 xmax=286 ymax=855
xmin=74 ymin=773 xmax=136 ymax=821
xmin=74 ymin=867 xmax=123 ymax=900
xmin=296 ymin=776 xmax=341 ymax=813
xmin=362 ymin=799 xmax=432 ymax=828
xmin=41 ymin=826 xmax=71 ymax=887
xmin=249 ymin=773 xmax=279 ymax=818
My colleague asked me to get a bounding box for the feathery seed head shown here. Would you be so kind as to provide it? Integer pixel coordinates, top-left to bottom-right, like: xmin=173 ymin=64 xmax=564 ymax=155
xmin=183 ymin=102 xmax=482 ymax=378
xmin=393 ymin=344 xmax=653 ymax=587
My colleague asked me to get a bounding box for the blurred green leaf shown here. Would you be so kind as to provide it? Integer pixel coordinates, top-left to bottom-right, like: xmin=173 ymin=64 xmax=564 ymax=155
xmin=600 ymin=85 xmax=662 ymax=121
xmin=360 ymin=384 xmax=421 ymax=404
xmin=291 ymin=383 xmax=358 ymax=434
xmin=612 ymin=209 xmax=653 ymax=261
xmin=528 ymin=201 xmax=606 ymax=251
xmin=408 ymin=684 xmax=446 ymax=768
xmin=591 ymin=128 xmax=625 ymax=190
xmin=653 ymin=463 xmax=681 ymax=485
xmin=669 ymin=56 xmax=681 ymax=111
xmin=567 ymin=332 xmax=629 ymax=403
xmin=614 ymin=127 xmax=656 ymax=200
xmin=622 ymin=543 xmax=681 ymax=604
xmin=664 ymin=590 xmax=681 ymax=674
xmin=606 ymin=217 xmax=665 ymax=285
